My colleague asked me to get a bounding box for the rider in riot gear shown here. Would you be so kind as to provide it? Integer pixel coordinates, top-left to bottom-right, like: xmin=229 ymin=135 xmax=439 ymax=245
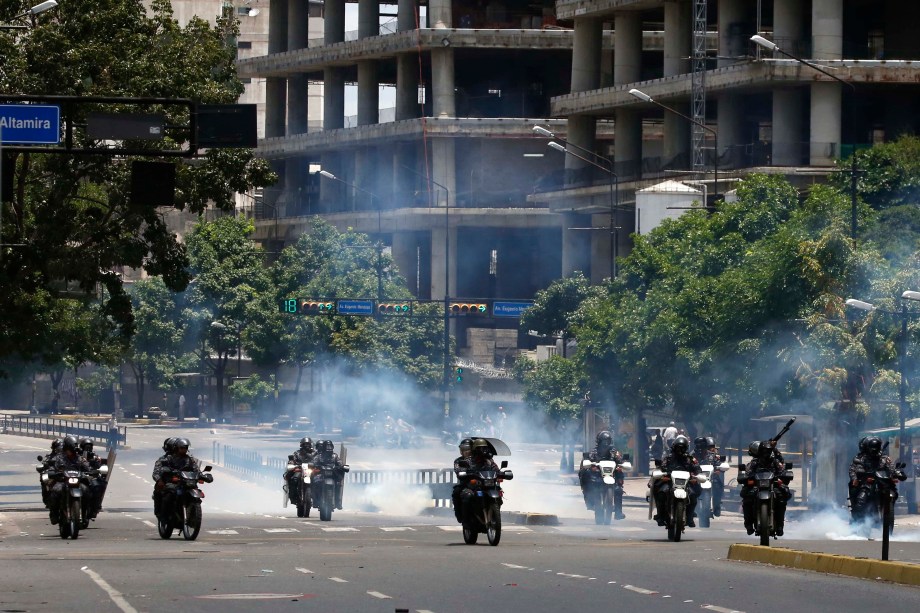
xmin=47 ymin=436 xmax=92 ymax=525
xmin=152 ymin=438 xmax=178 ymax=516
xmin=452 ymin=438 xmax=474 ymax=521
xmin=741 ymin=439 xmax=791 ymax=536
xmin=456 ymin=439 xmax=502 ymax=521
xmin=79 ymin=438 xmax=106 ymax=519
xmin=152 ymin=438 xmax=201 ymax=520
xmin=693 ymin=436 xmax=724 ymax=517
xmin=312 ymin=440 xmax=346 ymax=510
xmin=285 ymin=437 xmax=315 ymax=505
xmin=653 ymin=435 xmax=702 ymax=527
xmin=39 ymin=438 xmax=64 ymax=507
xmin=849 ymin=436 xmax=906 ymax=521
xmin=579 ymin=431 xmax=626 ymax=519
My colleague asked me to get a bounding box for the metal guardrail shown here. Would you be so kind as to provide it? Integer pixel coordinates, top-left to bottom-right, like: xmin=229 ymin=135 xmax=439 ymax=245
xmin=211 ymin=442 xmax=455 ymax=505
xmin=0 ymin=415 xmax=126 ymax=448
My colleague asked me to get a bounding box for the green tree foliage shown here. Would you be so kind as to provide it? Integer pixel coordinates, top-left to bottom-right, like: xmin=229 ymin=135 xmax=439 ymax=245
xmin=512 ymin=355 xmax=586 ymax=421
xmin=0 ymin=0 xmax=276 ymax=370
xmin=520 ymin=272 xmax=603 ymax=357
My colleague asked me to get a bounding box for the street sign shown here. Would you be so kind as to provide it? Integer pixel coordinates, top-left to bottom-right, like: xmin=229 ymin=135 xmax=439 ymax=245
xmin=337 ymin=299 xmax=375 ymax=316
xmin=492 ymin=301 xmax=534 ymax=318
xmin=0 ymin=104 xmax=60 ymax=144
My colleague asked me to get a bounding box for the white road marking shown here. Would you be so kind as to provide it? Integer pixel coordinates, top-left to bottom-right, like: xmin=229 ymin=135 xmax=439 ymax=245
xmin=207 ymin=530 xmax=239 ymax=535
xmin=501 ymin=563 xmax=533 ymax=570
xmin=380 ymin=526 xmax=416 ymax=532
xmin=367 ymin=591 xmax=391 ymax=599
xmin=295 ymin=568 xmax=313 ymax=574
xmin=437 ymin=526 xmax=461 ymax=531
xmin=500 ymin=526 xmax=532 ymax=531
xmin=556 ymin=572 xmax=589 ymax=579
xmin=329 ymin=577 xmax=348 ymax=583
xmin=623 ymin=585 xmax=658 ymax=595
xmin=197 ymin=593 xmax=306 ymax=600
xmin=142 ymin=520 xmax=155 ymax=528
xmin=263 ymin=528 xmax=299 ymax=533
xmin=703 ymin=606 xmax=745 ymax=613
xmin=81 ymin=566 xmax=138 ymax=613
xmin=321 ymin=527 xmax=359 ymax=532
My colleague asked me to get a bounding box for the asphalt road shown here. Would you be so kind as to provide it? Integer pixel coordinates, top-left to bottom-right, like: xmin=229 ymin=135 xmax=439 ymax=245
xmin=3 ymin=427 xmax=920 ymax=612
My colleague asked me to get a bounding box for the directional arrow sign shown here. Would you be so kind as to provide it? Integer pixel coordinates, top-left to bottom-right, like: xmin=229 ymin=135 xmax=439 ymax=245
xmin=0 ymin=104 xmax=60 ymax=144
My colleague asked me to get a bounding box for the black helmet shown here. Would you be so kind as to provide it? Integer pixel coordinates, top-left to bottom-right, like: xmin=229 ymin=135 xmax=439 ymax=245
xmin=858 ymin=436 xmax=868 ymax=453
xmin=694 ymin=436 xmax=707 ymax=451
xmin=162 ymin=438 xmax=172 ymax=452
xmin=459 ymin=437 xmax=473 ymax=455
xmin=748 ymin=441 xmax=761 ymax=458
xmin=62 ymin=435 xmax=79 ymax=453
xmin=471 ymin=438 xmax=490 ymax=455
xmin=757 ymin=440 xmax=773 ymax=460
xmin=299 ymin=437 xmax=314 ymax=453
xmin=321 ymin=440 xmax=334 ymax=453
xmin=671 ymin=435 xmax=690 ymax=456
xmin=865 ymin=436 xmax=883 ymax=456
xmin=705 ymin=436 xmax=715 ymax=449
xmin=174 ymin=438 xmax=190 ymax=451
xmin=79 ymin=438 xmax=93 ymax=452
xmin=51 ymin=438 xmax=63 ymax=452
xmin=596 ymin=431 xmax=613 ymax=447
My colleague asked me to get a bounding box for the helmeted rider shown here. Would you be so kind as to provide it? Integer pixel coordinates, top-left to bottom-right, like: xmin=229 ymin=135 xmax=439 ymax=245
xmin=79 ymin=438 xmax=106 ymax=519
xmin=699 ymin=436 xmax=725 ymax=516
xmin=152 ymin=438 xmax=201 ymax=520
xmin=456 ymin=438 xmax=502 ymax=522
xmin=47 ymin=436 xmax=92 ymax=525
xmin=579 ymin=431 xmax=626 ymax=519
xmin=39 ymin=438 xmax=64 ymax=507
xmin=652 ymin=435 xmax=702 ymax=527
xmin=741 ymin=439 xmax=792 ymax=536
xmin=152 ymin=437 xmax=178 ymax=516
xmin=285 ymin=437 xmax=315 ymax=505
xmin=848 ymin=436 xmax=906 ymax=522
xmin=312 ymin=440 xmax=347 ymax=510
xmin=452 ymin=438 xmax=474 ymax=521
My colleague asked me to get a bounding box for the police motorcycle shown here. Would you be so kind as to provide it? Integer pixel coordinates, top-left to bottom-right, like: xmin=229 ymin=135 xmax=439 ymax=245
xmin=743 ymin=460 xmax=794 ymax=546
xmin=650 ymin=464 xmax=707 ymax=542
xmin=37 ymin=455 xmax=108 ymax=539
xmin=850 ymin=460 xmax=907 ymax=538
xmin=284 ymin=454 xmax=312 ymax=518
xmin=156 ymin=465 xmax=213 ymax=541
xmin=458 ymin=438 xmax=513 ymax=546
xmin=696 ymin=456 xmax=731 ymax=528
xmin=581 ymin=453 xmax=632 ymax=525
xmin=310 ymin=443 xmax=348 ymax=522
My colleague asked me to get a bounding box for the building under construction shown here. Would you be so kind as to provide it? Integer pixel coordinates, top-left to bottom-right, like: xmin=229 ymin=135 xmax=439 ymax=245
xmin=238 ymin=0 xmax=920 ymax=363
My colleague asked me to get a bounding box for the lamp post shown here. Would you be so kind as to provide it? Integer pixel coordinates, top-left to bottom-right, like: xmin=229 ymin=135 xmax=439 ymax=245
xmin=750 ymin=34 xmax=859 ymax=240
xmin=0 ymin=0 xmax=57 ymax=29
xmin=398 ymin=164 xmax=453 ymax=418
xmin=628 ymin=88 xmax=718 ymax=202
xmin=318 ymin=170 xmax=384 ymax=303
xmin=846 ymin=294 xmax=918 ymax=516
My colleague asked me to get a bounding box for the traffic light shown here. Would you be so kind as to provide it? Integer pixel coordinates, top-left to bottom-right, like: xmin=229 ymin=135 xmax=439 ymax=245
xmin=377 ymin=302 xmax=411 ymax=316
xmin=456 ymin=367 xmax=463 ymax=383
xmin=449 ymin=302 xmax=489 ymax=316
xmin=299 ymin=299 xmax=334 ymax=314
xmin=279 ymin=298 xmax=298 ymax=313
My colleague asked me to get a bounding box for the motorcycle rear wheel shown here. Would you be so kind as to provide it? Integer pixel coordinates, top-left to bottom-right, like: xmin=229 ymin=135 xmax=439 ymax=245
xmin=758 ymin=501 xmax=771 ymax=546
xmin=698 ymin=491 xmax=711 ymax=528
xmin=183 ymin=503 xmax=202 ymax=541
xmin=68 ymin=498 xmax=81 ymax=540
xmin=487 ymin=504 xmax=502 ymax=546
xmin=462 ymin=520 xmax=479 ymax=545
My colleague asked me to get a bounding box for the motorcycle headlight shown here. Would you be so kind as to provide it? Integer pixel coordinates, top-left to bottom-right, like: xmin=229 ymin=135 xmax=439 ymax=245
xmin=40 ymin=473 xmax=49 ymax=482
xmin=758 ymin=479 xmax=771 ymax=488
xmin=483 ymin=479 xmax=496 ymax=487
xmin=68 ymin=477 xmax=79 ymax=485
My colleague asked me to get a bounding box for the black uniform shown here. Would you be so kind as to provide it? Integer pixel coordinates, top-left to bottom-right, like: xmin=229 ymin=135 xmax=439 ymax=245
xmin=47 ymin=452 xmax=92 ymax=523
xmin=579 ymin=445 xmax=626 ymax=518
xmin=153 ymin=453 xmax=202 ymax=519
xmin=285 ymin=449 xmax=314 ymax=504
xmin=457 ymin=453 xmax=502 ymax=519
xmin=849 ymin=452 xmax=905 ymax=518
xmin=81 ymin=449 xmax=107 ymax=518
xmin=452 ymin=454 xmax=471 ymax=521
xmin=312 ymin=449 xmax=346 ymax=509
xmin=741 ymin=451 xmax=790 ymax=535
xmin=653 ymin=453 xmax=702 ymax=526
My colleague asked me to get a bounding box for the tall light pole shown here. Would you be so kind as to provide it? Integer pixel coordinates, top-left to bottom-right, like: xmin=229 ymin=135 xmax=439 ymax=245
xmin=398 ymin=164 xmax=453 ymax=418
xmin=750 ymin=34 xmax=859 ymax=240
xmin=318 ymin=170 xmax=384 ymax=303
xmin=628 ymin=88 xmax=718 ymax=202
xmin=846 ymin=294 xmax=918 ymax=515
xmin=0 ymin=0 xmax=57 ymax=29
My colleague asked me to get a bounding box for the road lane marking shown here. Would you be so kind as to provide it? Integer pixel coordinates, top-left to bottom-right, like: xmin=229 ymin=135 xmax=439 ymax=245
xmin=321 ymin=527 xmax=359 ymax=532
xmin=142 ymin=520 xmax=155 ymax=528
xmin=263 ymin=528 xmax=299 ymax=533
xmin=81 ymin=566 xmax=138 ymax=613
xmin=501 ymin=563 xmax=533 ymax=570
xmin=623 ymin=585 xmax=658 ymax=595
xmin=207 ymin=529 xmax=239 ymax=535
xmin=197 ymin=593 xmax=312 ymax=600
xmin=556 ymin=572 xmax=589 ymax=579
xmin=437 ymin=526 xmax=461 ymax=531
xmin=703 ymin=606 xmax=745 ymax=613
xmin=329 ymin=577 xmax=348 ymax=583
xmin=295 ymin=568 xmax=313 ymax=574
xmin=380 ymin=526 xmax=416 ymax=531
xmin=367 ymin=591 xmax=391 ymax=599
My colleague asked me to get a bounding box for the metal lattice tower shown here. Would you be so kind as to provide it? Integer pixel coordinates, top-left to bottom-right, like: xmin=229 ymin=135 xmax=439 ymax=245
xmin=691 ymin=0 xmax=707 ymax=175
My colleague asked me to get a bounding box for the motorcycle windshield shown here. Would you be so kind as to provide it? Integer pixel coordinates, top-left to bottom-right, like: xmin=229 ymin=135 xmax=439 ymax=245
xmin=482 ymin=438 xmax=511 ymax=457
xmin=180 ymin=471 xmax=199 ymax=480
xmin=754 ymin=470 xmax=774 ymax=481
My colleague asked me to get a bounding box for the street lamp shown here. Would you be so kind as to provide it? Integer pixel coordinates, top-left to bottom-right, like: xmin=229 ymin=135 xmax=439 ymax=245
xmin=317 ymin=169 xmax=384 ymax=303
xmin=544 ymin=140 xmax=620 ymax=278
xmin=1 ymin=0 xmax=57 ymax=29
xmin=628 ymin=88 xmax=719 ymax=202
xmin=846 ymin=294 xmax=918 ymax=515
xmin=750 ymin=34 xmax=859 ymax=240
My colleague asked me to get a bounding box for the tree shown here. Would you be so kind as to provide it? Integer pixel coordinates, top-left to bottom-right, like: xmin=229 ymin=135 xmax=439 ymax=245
xmin=0 ymin=0 xmax=276 ymax=371
xmin=512 ymin=355 xmax=586 ymax=422
xmin=520 ymin=272 xmax=604 ymax=358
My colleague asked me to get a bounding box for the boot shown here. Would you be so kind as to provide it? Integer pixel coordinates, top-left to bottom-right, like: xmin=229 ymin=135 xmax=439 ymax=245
xmin=614 ymin=492 xmax=625 ymax=520
xmin=49 ymin=509 xmax=59 ymax=525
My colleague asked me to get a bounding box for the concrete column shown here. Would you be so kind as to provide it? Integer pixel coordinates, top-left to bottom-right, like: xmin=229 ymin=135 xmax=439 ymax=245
xmin=810 ymin=82 xmax=842 ymax=165
xmin=812 ymin=0 xmax=843 ymax=60
xmin=774 ymin=0 xmax=805 ymax=45
xmin=615 ymin=108 xmax=642 ymax=175
xmin=431 ymin=139 xmax=456 ymax=210
xmin=324 ymin=0 xmax=346 ymax=45
xmin=323 ymin=67 xmax=345 ymax=131
xmin=664 ymin=0 xmax=691 ymax=76
xmin=613 ymin=12 xmax=642 ymax=85
xmin=572 ymin=17 xmax=602 ymax=93
xmin=398 ymin=0 xmax=417 ymax=31
xmin=358 ymin=61 xmax=379 ymax=126
xmin=663 ymin=105 xmax=691 ymax=162
xmin=354 ymin=147 xmax=378 ymax=211
xmin=431 ymin=224 xmax=457 ymax=299
xmin=431 ymin=48 xmax=455 ymax=117
xmin=429 ymin=0 xmax=451 ymax=29
xmin=717 ymin=93 xmax=744 ymax=158
xmin=561 ymin=213 xmax=592 ymax=277
xmin=564 ymin=115 xmax=596 ymax=176
xmin=392 ymin=143 xmax=417 ymax=204
xmin=287 ymin=0 xmax=308 ymax=50
xmin=392 ymin=232 xmax=419 ymax=296
xmin=717 ymin=0 xmax=745 ymax=68
xmin=359 ymin=0 xmax=379 ymax=38
xmin=396 ymin=54 xmax=419 ymax=120
xmin=590 ymin=213 xmax=613 ymax=284
xmin=265 ymin=78 xmax=287 ymax=138
xmin=319 ymin=152 xmax=341 ymax=212
xmin=772 ymin=87 xmax=805 ymax=165
xmin=269 ymin=0 xmax=289 ymax=54
xmin=286 ymin=0 xmax=309 ymax=136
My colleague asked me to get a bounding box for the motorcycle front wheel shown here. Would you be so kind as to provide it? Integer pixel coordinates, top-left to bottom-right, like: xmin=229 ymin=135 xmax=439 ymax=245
xmin=487 ymin=504 xmax=501 ymax=546
xmin=462 ymin=520 xmax=479 ymax=545
xmin=183 ymin=502 xmax=202 ymax=541
xmin=320 ymin=498 xmax=333 ymax=522
xmin=593 ymin=490 xmax=605 ymax=525
xmin=758 ymin=500 xmax=771 ymax=546
xmin=157 ymin=516 xmax=173 ymax=539
xmin=671 ymin=500 xmax=684 ymax=542
xmin=58 ymin=504 xmax=71 ymax=539
xmin=68 ymin=498 xmax=81 ymax=540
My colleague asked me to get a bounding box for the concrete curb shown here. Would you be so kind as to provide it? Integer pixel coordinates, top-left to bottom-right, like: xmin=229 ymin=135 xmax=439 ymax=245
xmin=514 ymin=513 xmax=560 ymax=526
xmin=727 ymin=544 xmax=920 ymax=586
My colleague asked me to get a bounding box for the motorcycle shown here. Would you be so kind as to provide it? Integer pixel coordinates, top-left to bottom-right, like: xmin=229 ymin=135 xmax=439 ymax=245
xmin=38 ymin=463 xmax=108 ymax=539
xmin=283 ymin=456 xmax=312 ymax=518
xmin=36 ymin=455 xmax=53 ymax=508
xmin=850 ymin=462 xmax=906 ymax=537
xmin=157 ymin=465 xmax=213 ymax=541
xmin=696 ymin=456 xmax=730 ymax=528
xmin=581 ymin=454 xmax=632 ymax=525
xmin=457 ymin=460 xmax=514 ymax=546
xmin=651 ymin=467 xmax=707 ymax=542
xmin=311 ymin=457 xmax=349 ymax=522
xmin=744 ymin=462 xmax=793 ymax=546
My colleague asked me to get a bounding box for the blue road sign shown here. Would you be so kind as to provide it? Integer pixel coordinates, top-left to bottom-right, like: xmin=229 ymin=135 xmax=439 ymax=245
xmin=336 ymin=299 xmax=375 ymax=316
xmin=0 ymin=104 xmax=61 ymax=144
xmin=492 ymin=301 xmax=534 ymax=318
